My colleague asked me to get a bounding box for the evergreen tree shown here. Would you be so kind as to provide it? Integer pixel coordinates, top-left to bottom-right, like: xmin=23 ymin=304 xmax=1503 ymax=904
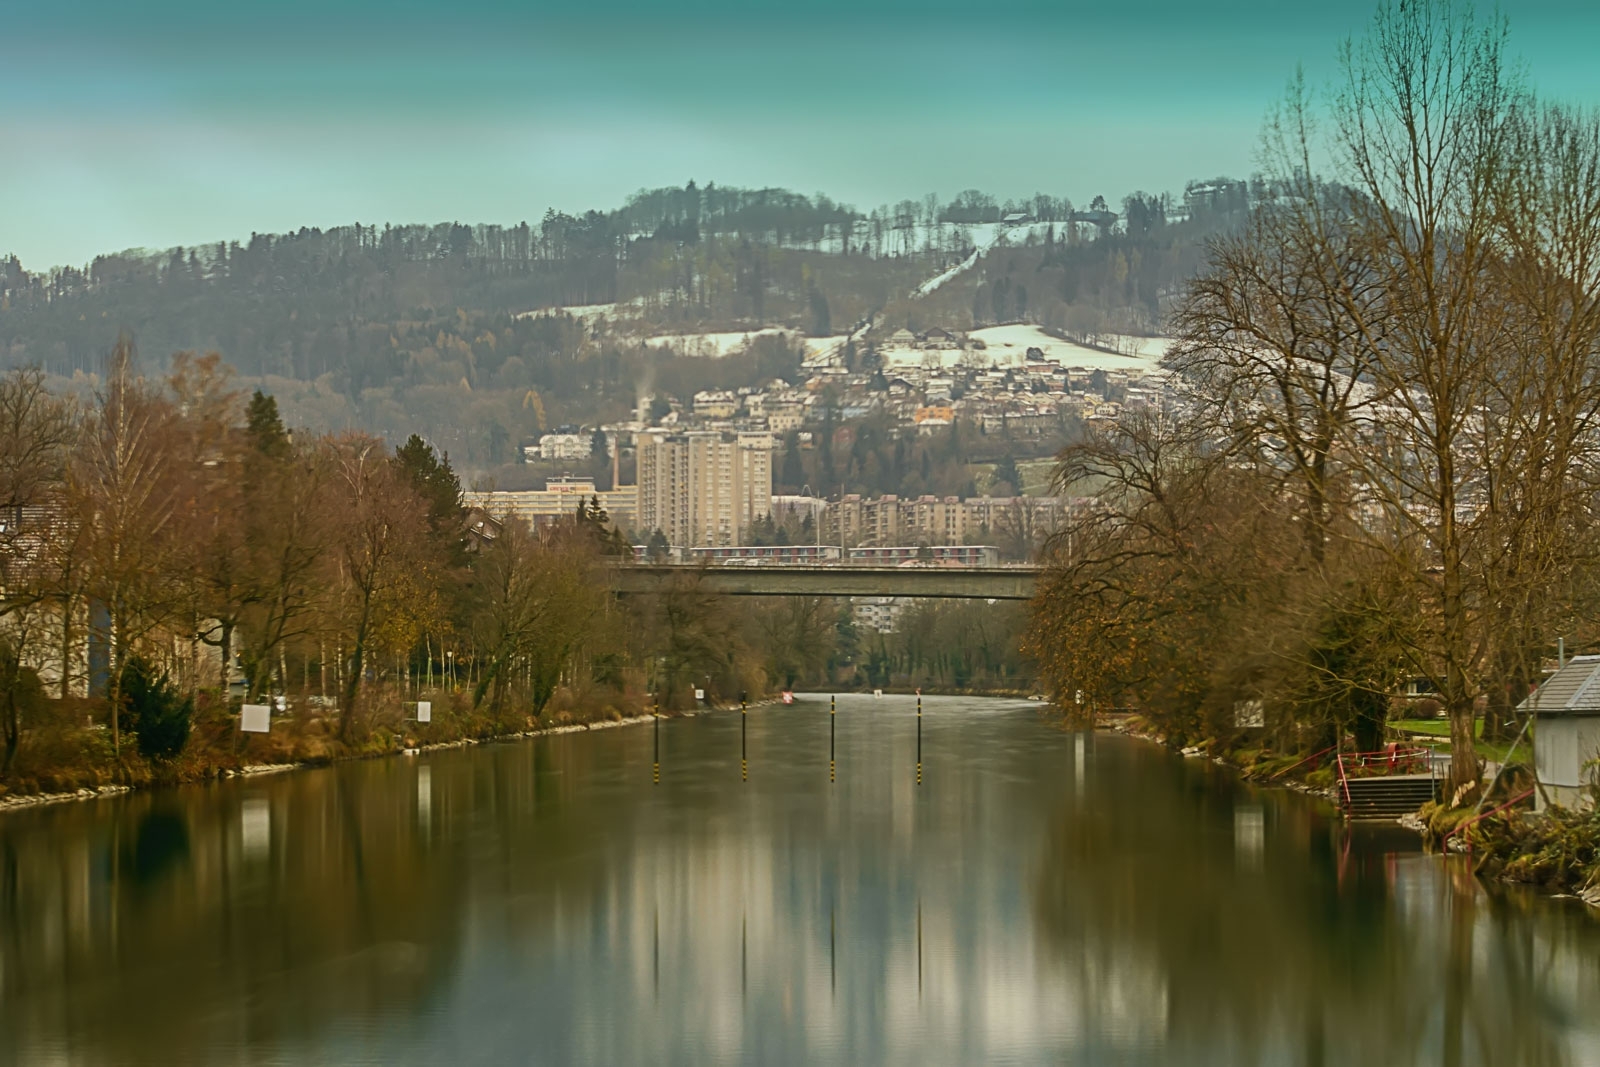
xmin=394 ymin=434 xmax=467 ymax=568
xmin=394 ymin=434 xmax=464 ymax=530
xmin=809 ymin=286 xmax=831 ymax=337
xmin=994 ymin=452 xmax=1022 ymax=495
xmin=120 ymin=656 xmax=193 ymax=762
xmin=780 ymin=442 xmax=804 ymax=490
xmin=245 ymin=390 xmax=289 ymax=458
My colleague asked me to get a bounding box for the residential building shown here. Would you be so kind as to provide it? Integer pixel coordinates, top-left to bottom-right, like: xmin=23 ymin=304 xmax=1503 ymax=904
xmin=466 ymin=476 xmax=639 ymax=533
xmin=847 ymin=544 xmax=998 ymax=566
xmin=637 ymin=430 xmax=774 ymax=547
xmin=853 ymin=596 xmax=906 ymax=634
xmin=693 ymin=390 xmax=740 ymax=418
xmin=690 ymin=544 xmax=840 ymax=563
xmin=766 ymin=404 xmax=806 ymax=433
xmin=827 ymin=494 xmax=1072 ymax=558
xmin=534 ymin=433 xmax=593 ymax=461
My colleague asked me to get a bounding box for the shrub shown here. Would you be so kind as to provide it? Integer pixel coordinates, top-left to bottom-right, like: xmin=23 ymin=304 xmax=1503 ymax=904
xmin=121 ymin=657 xmax=193 ymax=762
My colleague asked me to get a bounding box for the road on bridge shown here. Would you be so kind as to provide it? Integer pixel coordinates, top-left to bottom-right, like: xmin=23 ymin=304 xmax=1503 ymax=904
xmin=608 ymin=563 xmax=1041 ymax=600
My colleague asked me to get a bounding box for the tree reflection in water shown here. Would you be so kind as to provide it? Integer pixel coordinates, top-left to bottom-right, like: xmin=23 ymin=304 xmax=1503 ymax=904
xmin=0 ymin=703 xmax=1597 ymax=1065
xmin=1030 ymin=732 xmax=1600 ymax=1065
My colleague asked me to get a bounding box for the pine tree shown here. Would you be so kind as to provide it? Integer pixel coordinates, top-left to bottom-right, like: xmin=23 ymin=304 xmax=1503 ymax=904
xmin=245 ymin=390 xmax=289 ymax=458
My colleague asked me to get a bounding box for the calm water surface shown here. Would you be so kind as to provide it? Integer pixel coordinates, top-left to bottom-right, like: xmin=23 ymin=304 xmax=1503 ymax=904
xmin=2 ymin=694 xmax=1598 ymax=1065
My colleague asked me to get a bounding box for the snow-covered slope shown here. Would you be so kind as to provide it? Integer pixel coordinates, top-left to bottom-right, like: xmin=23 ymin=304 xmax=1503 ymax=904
xmin=878 ymin=325 xmax=1166 ymax=373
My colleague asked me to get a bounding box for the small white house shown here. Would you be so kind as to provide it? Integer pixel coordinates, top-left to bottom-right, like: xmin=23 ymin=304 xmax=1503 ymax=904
xmin=1518 ymin=654 xmax=1600 ymax=810
xmin=536 ymin=432 xmax=593 ymax=461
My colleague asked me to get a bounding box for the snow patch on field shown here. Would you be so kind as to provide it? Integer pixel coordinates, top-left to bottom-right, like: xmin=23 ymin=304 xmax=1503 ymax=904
xmin=878 ymin=325 xmax=1167 ymax=373
xmin=970 ymin=326 xmax=1165 ymax=371
xmin=802 ymin=334 xmax=850 ymax=364
xmin=644 ymin=328 xmax=793 ymax=358
xmin=1105 ymin=334 xmax=1172 ymax=361
xmin=513 ymin=302 xmax=627 ymax=322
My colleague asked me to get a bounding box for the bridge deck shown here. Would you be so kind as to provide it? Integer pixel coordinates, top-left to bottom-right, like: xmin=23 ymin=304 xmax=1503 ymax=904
xmin=609 ymin=564 xmax=1041 ymax=600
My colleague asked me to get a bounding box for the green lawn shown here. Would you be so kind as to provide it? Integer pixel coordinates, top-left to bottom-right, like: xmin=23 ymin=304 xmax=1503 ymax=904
xmin=1393 ymin=718 xmax=1526 ymax=765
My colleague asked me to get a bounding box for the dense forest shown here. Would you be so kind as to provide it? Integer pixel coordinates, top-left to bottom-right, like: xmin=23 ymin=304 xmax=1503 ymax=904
xmin=0 ymin=179 xmax=1252 ymax=475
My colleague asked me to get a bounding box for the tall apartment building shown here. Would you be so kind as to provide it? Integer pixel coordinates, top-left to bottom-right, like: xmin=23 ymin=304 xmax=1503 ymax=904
xmin=637 ymin=430 xmax=774 ymax=547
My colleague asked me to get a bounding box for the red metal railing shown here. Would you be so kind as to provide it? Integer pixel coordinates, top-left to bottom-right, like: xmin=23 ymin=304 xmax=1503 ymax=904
xmin=1335 ymin=745 xmax=1435 ymax=811
xmin=1268 ymin=744 xmax=1336 ymax=781
xmin=1337 ymin=745 xmax=1432 ymax=778
xmin=1442 ymin=787 xmax=1535 ymax=853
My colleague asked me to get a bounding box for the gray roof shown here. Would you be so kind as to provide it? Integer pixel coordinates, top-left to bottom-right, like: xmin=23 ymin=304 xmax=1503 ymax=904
xmin=1518 ymin=655 xmax=1600 ymax=716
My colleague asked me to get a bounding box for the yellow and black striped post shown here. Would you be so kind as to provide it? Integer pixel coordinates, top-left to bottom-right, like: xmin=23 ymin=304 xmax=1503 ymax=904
xmin=916 ymin=694 xmax=922 ymax=785
xmin=830 ymin=694 xmax=836 ymax=783
xmin=741 ymin=699 xmax=748 ymax=782
xmin=653 ymin=701 xmax=660 ymax=785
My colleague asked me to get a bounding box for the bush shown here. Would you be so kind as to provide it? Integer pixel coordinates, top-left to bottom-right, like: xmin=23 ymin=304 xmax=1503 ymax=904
xmin=1473 ymin=805 xmax=1600 ymax=891
xmin=121 ymin=657 xmax=193 ymax=762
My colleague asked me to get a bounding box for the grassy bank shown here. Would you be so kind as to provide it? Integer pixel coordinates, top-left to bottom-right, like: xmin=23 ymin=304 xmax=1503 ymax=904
xmin=1392 ymin=717 xmax=1522 ymax=765
xmin=0 ymin=684 xmax=656 ymax=807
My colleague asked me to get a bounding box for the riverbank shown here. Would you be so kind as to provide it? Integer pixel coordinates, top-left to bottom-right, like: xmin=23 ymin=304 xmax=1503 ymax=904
xmin=1096 ymin=712 xmax=1339 ymax=807
xmin=1095 ymin=712 xmax=1600 ymax=908
xmin=0 ymin=691 xmax=678 ymax=815
xmin=1437 ymin=802 xmax=1600 ymax=905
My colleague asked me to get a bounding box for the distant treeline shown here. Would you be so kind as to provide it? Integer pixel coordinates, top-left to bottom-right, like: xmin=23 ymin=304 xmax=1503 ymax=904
xmin=0 ymin=178 xmax=1254 ymax=475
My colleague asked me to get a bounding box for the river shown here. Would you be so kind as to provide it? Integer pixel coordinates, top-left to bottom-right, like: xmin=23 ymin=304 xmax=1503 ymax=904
xmin=1 ymin=694 xmax=1598 ymax=1065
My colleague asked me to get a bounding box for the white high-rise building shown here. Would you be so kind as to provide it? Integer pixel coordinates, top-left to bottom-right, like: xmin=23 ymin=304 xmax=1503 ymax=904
xmin=637 ymin=430 xmax=773 ymax=547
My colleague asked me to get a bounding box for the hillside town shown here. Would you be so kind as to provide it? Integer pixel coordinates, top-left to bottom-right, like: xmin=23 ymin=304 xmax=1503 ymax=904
xmin=463 ymin=322 xmax=1163 ymax=636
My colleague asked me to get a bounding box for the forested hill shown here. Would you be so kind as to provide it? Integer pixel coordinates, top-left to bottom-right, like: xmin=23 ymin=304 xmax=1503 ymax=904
xmin=0 ymin=179 xmax=1251 ymax=463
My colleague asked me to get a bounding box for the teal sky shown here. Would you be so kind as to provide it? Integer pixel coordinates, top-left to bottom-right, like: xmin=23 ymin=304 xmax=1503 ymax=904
xmin=4 ymin=0 xmax=1598 ymax=269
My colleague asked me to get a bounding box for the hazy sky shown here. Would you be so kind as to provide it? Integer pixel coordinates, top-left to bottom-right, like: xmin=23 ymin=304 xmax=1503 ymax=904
xmin=5 ymin=0 xmax=1598 ymax=269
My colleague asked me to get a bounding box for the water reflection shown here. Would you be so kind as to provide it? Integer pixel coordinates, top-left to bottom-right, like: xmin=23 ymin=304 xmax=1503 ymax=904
xmin=0 ymin=696 xmax=1596 ymax=1065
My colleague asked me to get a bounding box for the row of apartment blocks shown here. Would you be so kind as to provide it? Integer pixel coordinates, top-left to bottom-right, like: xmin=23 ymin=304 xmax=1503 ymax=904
xmin=466 ymin=475 xmax=1077 ymax=558
xmin=466 ymin=429 xmax=776 ymax=549
xmin=807 ymin=493 xmax=1076 ymax=550
xmin=686 ymin=543 xmax=999 ymax=566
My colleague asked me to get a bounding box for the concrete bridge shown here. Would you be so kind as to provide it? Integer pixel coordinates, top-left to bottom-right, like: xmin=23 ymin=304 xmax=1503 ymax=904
xmin=608 ymin=564 xmax=1042 ymax=600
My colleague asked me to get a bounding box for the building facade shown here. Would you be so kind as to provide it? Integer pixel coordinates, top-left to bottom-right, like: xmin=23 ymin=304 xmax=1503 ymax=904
xmin=828 ymin=493 xmax=1073 ymax=558
xmin=466 ymin=476 xmax=638 ymax=533
xmin=637 ymin=430 xmax=774 ymax=547
xmin=534 ymin=433 xmax=594 ymax=461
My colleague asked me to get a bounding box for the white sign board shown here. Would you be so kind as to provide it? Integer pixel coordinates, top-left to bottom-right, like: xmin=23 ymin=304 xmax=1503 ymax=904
xmin=694 ymin=689 xmax=705 ymax=701
xmin=874 ymin=689 xmax=883 ymax=699
xmin=416 ymin=700 xmax=432 ymax=723
xmin=240 ymin=703 xmax=271 ymax=734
